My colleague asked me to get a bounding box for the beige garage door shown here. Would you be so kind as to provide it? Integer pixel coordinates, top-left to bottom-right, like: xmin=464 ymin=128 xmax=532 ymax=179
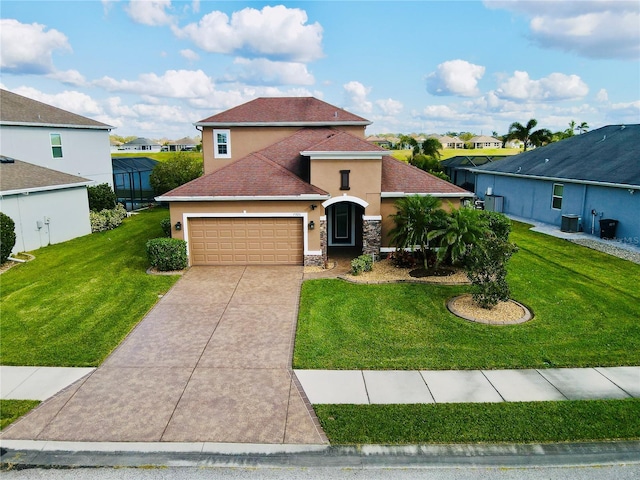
xmin=188 ymin=217 xmax=303 ymax=265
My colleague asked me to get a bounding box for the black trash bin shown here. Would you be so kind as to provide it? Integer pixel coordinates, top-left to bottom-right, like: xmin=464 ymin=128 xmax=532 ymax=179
xmin=599 ymin=219 xmax=618 ymax=239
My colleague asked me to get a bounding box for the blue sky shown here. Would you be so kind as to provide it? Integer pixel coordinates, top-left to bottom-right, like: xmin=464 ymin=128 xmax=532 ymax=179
xmin=2 ymin=0 xmax=639 ymax=140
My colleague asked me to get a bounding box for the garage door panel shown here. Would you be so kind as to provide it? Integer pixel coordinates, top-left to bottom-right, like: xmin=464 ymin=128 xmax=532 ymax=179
xmin=189 ymin=217 xmax=303 ymax=265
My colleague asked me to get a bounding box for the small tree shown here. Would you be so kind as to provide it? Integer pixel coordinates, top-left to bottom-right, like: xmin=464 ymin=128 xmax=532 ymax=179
xmin=0 ymin=212 xmax=17 ymax=263
xmin=389 ymin=195 xmax=447 ymax=270
xmin=87 ymin=183 xmax=117 ymax=211
xmin=150 ymin=152 xmax=203 ymax=196
xmin=464 ymin=233 xmax=518 ymax=309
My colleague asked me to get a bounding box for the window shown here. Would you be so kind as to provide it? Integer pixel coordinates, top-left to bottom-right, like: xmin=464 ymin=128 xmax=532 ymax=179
xmin=213 ymin=129 xmax=231 ymax=158
xmin=552 ymin=183 xmax=563 ymax=210
xmin=340 ymin=170 xmax=350 ymax=190
xmin=50 ymin=133 xmax=63 ymax=158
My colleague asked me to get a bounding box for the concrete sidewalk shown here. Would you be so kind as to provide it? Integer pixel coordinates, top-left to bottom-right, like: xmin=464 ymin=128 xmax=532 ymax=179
xmin=1 ymin=367 xmax=94 ymax=401
xmin=295 ymin=367 xmax=640 ymax=404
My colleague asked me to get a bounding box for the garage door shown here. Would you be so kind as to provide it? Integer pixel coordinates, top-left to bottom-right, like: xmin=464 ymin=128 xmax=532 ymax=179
xmin=188 ymin=217 xmax=303 ymax=265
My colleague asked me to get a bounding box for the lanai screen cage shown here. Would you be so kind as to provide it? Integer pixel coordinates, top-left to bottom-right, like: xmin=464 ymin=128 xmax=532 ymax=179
xmin=112 ymin=157 xmax=158 ymax=211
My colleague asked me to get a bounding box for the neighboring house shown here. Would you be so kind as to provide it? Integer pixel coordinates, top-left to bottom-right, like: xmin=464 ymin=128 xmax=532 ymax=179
xmin=468 ymin=135 xmax=502 ymax=149
xmin=112 ymin=157 xmax=158 ymax=211
xmin=157 ymin=97 xmax=472 ymax=267
xmin=166 ymin=137 xmax=199 ymax=152
xmin=0 ymin=156 xmax=92 ymax=253
xmin=366 ymin=136 xmax=392 ymax=149
xmin=426 ymin=134 xmax=464 ymax=150
xmin=0 ymin=89 xmax=114 ymax=187
xmin=471 ymin=124 xmax=640 ymax=242
xmin=120 ymin=137 xmax=162 ymax=152
xmin=440 ymin=156 xmax=509 ymax=192
xmin=504 ymin=138 xmax=524 ymax=149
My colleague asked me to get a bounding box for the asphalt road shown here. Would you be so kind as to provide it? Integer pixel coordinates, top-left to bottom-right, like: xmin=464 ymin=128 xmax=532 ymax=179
xmin=2 ymin=465 xmax=640 ymax=479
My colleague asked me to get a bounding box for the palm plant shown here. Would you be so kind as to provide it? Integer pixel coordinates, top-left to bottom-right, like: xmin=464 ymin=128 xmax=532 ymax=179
xmin=578 ymin=121 xmax=589 ymax=134
xmin=506 ymin=118 xmax=552 ymax=151
xmin=389 ymin=195 xmax=447 ymax=270
xmin=429 ymin=206 xmax=488 ymax=266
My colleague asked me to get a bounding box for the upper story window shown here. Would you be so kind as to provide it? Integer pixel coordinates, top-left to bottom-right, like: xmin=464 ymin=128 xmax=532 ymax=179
xmin=213 ymin=129 xmax=231 ymax=158
xmin=50 ymin=133 xmax=63 ymax=158
xmin=552 ymin=183 xmax=563 ymax=210
xmin=340 ymin=170 xmax=350 ymax=190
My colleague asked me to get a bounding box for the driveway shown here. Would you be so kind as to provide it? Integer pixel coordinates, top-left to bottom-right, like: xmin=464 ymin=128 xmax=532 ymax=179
xmin=1 ymin=266 xmax=327 ymax=444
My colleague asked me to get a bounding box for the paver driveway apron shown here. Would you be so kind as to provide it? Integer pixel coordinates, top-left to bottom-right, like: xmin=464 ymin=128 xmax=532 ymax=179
xmin=0 ymin=266 xmax=327 ymax=445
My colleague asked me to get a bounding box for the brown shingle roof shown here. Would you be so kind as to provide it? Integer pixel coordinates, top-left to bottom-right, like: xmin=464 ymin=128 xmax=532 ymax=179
xmin=196 ymin=97 xmax=370 ymax=125
xmin=0 ymin=157 xmax=91 ymax=193
xmin=303 ymin=130 xmax=388 ymax=152
xmin=381 ymin=156 xmax=472 ymax=195
xmin=161 ymin=153 xmax=328 ymax=198
xmin=0 ymin=89 xmax=112 ymax=129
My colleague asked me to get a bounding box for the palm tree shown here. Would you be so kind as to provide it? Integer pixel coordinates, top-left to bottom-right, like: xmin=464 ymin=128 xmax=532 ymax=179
xmin=506 ymin=119 xmax=552 ymax=151
xmin=389 ymin=195 xmax=447 ymax=270
xmin=420 ymin=138 xmax=442 ymax=159
xmin=577 ymin=121 xmax=589 ymax=134
xmin=429 ymin=207 xmax=487 ymax=266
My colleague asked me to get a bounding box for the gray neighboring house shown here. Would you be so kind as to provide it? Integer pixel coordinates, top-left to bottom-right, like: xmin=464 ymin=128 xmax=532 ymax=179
xmin=0 ymin=156 xmax=92 ymax=253
xmin=0 ymin=89 xmax=114 ymax=187
xmin=120 ymin=137 xmax=162 ymax=152
xmin=471 ymin=124 xmax=640 ymax=242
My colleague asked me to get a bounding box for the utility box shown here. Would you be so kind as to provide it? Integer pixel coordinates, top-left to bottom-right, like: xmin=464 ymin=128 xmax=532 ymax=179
xmin=484 ymin=195 xmax=504 ymax=213
xmin=561 ymin=214 xmax=580 ymax=233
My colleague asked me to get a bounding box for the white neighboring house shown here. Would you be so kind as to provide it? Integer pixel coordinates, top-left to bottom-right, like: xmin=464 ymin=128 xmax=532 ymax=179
xmin=120 ymin=137 xmax=162 ymax=152
xmin=0 ymin=89 xmax=114 ymax=187
xmin=0 ymin=156 xmax=92 ymax=253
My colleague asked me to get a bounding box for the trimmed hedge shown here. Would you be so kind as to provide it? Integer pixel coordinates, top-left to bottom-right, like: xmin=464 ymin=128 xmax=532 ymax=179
xmin=146 ymin=237 xmax=187 ymax=271
xmin=1 ymin=212 xmax=17 ymax=263
xmin=87 ymin=183 xmax=117 ymax=211
xmin=160 ymin=218 xmax=172 ymax=237
xmin=90 ymin=204 xmax=128 ymax=233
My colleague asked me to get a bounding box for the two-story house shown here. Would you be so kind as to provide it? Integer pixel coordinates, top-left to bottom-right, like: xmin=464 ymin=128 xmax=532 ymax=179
xmin=157 ymin=97 xmax=472 ymax=267
xmin=0 ymin=89 xmax=114 ymax=187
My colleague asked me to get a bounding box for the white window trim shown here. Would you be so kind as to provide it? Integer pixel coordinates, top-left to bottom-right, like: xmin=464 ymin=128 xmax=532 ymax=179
xmin=552 ymin=182 xmax=563 ymax=210
xmin=50 ymin=133 xmax=63 ymax=159
xmin=213 ymin=129 xmax=231 ymax=159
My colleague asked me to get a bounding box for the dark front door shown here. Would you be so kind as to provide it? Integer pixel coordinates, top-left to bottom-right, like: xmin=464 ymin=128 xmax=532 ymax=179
xmin=330 ymin=203 xmax=354 ymax=246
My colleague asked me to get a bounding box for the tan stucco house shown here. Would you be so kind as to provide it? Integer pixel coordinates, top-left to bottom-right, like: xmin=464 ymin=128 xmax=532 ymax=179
xmin=157 ymin=97 xmax=472 ymax=267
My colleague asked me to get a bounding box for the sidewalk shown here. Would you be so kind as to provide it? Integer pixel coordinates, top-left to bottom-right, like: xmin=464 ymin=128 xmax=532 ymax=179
xmin=3 ymin=365 xmax=638 ymax=405
xmin=295 ymin=367 xmax=640 ymax=404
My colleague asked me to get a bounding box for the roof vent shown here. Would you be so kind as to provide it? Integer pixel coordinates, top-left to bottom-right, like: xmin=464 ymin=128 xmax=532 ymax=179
xmin=544 ymin=158 xmax=549 ymax=163
xmin=0 ymin=155 xmax=16 ymax=164
xmin=621 ymin=125 xmax=626 ymax=130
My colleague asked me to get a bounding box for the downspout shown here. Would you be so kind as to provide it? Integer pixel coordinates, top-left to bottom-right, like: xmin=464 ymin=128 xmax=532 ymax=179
xmin=579 ymin=183 xmax=587 ymax=233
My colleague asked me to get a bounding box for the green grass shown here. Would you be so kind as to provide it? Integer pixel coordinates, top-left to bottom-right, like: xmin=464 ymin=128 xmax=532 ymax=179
xmin=0 ymin=208 xmax=179 ymax=366
xmin=391 ymin=148 xmax=521 ymax=162
xmin=315 ymin=400 xmax=640 ymax=444
xmin=0 ymin=400 xmax=40 ymax=430
xmin=293 ymin=221 xmax=640 ymax=370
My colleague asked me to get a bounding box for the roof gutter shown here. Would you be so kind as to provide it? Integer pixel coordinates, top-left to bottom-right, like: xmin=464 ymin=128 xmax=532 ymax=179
xmin=0 ymin=121 xmax=113 ymax=130
xmin=155 ymin=194 xmax=331 ymax=202
xmin=193 ymin=121 xmax=371 ymax=127
xmin=468 ymin=169 xmax=640 ymax=191
xmin=0 ymin=180 xmax=94 ymax=197
xmin=381 ymin=192 xmax=474 ymax=198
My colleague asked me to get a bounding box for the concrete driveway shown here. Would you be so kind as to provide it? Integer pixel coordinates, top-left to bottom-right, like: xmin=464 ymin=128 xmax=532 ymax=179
xmin=1 ymin=266 xmax=327 ymax=445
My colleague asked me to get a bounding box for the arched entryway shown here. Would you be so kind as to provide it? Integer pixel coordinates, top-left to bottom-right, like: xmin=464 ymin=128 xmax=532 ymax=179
xmin=322 ymin=196 xmax=371 ymax=262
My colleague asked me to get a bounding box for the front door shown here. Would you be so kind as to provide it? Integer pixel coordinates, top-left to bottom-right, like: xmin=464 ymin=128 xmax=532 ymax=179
xmin=329 ymin=203 xmax=354 ymax=246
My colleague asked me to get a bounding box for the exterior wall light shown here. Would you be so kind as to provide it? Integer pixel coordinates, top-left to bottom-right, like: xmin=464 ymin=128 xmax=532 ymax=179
xmin=309 ymin=220 xmax=315 ymax=230
xmin=175 ymin=221 xmax=182 ymax=231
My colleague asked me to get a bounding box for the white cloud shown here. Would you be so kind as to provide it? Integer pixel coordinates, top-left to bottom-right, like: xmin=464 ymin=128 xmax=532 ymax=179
xmin=375 ymin=98 xmax=403 ymax=116
xmin=47 ymin=69 xmax=87 ymax=86
xmin=596 ymin=88 xmax=609 ymax=103
xmin=225 ymin=58 xmax=315 ymax=86
xmin=343 ymin=81 xmax=372 ymax=113
xmin=495 ymin=71 xmax=589 ymax=102
xmin=10 ymin=87 xmax=102 ymax=116
xmin=425 ymin=60 xmax=485 ymax=97
xmin=0 ymin=19 xmax=71 ymax=74
xmin=485 ymin=1 xmax=640 ymax=60
xmin=606 ymin=100 xmax=640 ymax=124
xmin=125 ymin=0 xmax=174 ymax=26
xmin=180 ymin=49 xmax=200 ymax=62
xmin=94 ymin=69 xmax=215 ymax=98
xmin=176 ymin=5 xmax=323 ymax=62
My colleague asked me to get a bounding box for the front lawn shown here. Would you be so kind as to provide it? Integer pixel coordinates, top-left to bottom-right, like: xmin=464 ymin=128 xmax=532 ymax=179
xmin=0 ymin=208 xmax=179 ymax=366
xmin=0 ymin=400 xmax=40 ymax=430
xmin=315 ymin=400 xmax=640 ymax=444
xmin=294 ymin=222 xmax=640 ymax=370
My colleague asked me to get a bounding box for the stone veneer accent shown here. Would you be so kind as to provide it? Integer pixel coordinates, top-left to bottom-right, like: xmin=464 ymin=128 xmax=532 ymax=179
xmin=320 ymin=217 xmax=328 ymax=265
xmin=362 ymin=218 xmax=381 ymax=260
xmin=304 ymin=254 xmax=324 ymax=267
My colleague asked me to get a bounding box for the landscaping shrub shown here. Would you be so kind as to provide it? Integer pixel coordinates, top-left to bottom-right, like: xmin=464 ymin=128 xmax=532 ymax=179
xmin=90 ymin=204 xmax=128 ymax=233
xmin=479 ymin=210 xmax=512 ymax=242
xmin=464 ymin=235 xmax=518 ymax=308
xmin=160 ymin=218 xmax=172 ymax=237
xmin=388 ymin=249 xmax=418 ymax=268
xmin=146 ymin=237 xmax=187 ymax=271
xmin=0 ymin=212 xmax=17 ymax=263
xmin=87 ymin=183 xmax=117 ymax=211
xmin=351 ymin=254 xmax=373 ymax=276
xmin=150 ymin=152 xmax=203 ymax=196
